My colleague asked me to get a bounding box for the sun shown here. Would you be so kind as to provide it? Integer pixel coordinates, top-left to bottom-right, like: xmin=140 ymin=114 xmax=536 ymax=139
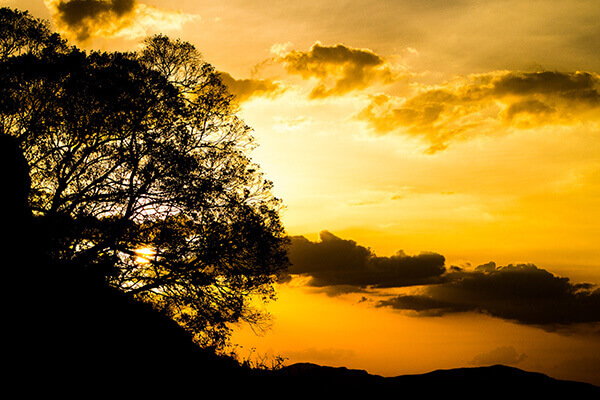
xmin=134 ymin=247 xmax=155 ymax=264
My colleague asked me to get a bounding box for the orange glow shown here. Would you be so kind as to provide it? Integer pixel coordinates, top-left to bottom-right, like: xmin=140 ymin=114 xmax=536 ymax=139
xmin=15 ymin=0 xmax=600 ymax=386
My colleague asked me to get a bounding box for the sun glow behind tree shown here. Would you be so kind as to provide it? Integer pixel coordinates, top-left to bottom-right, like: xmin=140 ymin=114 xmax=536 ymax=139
xmin=0 ymin=7 xmax=289 ymax=348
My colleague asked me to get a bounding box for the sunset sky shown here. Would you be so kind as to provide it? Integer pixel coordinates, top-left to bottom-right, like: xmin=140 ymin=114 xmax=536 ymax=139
xmin=9 ymin=0 xmax=600 ymax=385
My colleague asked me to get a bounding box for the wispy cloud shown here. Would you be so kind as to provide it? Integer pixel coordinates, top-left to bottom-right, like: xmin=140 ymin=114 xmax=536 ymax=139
xmin=218 ymin=72 xmax=286 ymax=102
xmin=470 ymin=346 xmax=527 ymax=366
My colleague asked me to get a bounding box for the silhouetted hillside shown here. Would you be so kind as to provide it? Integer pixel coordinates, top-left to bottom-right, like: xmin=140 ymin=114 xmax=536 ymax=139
xmin=3 ymin=134 xmax=598 ymax=395
xmin=6 ymin=223 xmax=248 ymax=387
xmin=2 ymin=134 xmax=247 ymax=390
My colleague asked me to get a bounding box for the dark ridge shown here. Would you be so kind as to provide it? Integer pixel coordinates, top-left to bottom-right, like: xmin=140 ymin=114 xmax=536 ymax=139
xmin=273 ymin=362 xmax=376 ymax=379
xmin=265 ymin=363 xmax=600 ymax=395
xmin=387 ymin=364 xmax=600 ymax=395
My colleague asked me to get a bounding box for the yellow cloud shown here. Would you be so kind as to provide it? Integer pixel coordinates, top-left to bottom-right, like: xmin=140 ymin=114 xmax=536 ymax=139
xmin=357 ymin=71 xmax=600 ymax=153
xmin=278 ymin=42 xmax=401 ymax=98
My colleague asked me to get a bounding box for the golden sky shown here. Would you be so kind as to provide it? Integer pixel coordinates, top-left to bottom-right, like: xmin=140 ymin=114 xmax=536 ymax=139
xmin=10 ymin=0 xmax=600 ymax=385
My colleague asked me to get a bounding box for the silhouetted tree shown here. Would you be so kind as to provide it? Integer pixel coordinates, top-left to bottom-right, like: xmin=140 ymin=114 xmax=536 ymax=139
xmin=0 ymin=7 xmax=289 ymax=348
xmin=0 ymin=7 xmax=67 ymax=59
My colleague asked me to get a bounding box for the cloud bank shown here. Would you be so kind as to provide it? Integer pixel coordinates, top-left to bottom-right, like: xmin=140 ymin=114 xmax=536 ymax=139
xmin=45 ymin=0 xmax=198 ymax=42
xmin=357 ymin=70 xmax=600 ymax=153
xmin=376 ymin=262 xmax=600 ymax=329
xmin=285 ymin=232 xmax=600 ymax=330
xmin=268 ymin=41 xmax=599 ymax=153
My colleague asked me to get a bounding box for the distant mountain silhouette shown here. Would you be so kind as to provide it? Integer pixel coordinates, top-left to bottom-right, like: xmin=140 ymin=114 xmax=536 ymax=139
xmin=266 ymin=362 xmax=600 ymax=395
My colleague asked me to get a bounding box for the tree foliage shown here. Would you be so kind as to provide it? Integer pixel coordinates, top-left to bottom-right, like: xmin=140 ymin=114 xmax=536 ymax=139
xmin=0 ymin=7 xmax=67 ymax=59
xmin=0 ymin=7 xmax=289 ymax=348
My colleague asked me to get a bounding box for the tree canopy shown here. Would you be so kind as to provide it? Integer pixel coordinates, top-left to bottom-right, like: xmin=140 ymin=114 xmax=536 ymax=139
xmin=0 ymin=7 xmax=289 ymax=348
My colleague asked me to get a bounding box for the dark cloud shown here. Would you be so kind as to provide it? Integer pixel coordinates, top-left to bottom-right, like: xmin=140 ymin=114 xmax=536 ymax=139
xmin=287 ymin=231 xmax=446 ymax=290
xmin=376 ymin=262 xmax=600 ymax=329
xmin=357 ymin=70 xmax=600 ymax=153
xmin=56 ymin=0 xmax=136 ymax=24
xmin=470 ymin=346 xmax=527 ymax=366
xmin=280 ymin=42 xmax=397 ymax=98
xmin=47 ymin=0 xmax=196 ymax=42
xmin=492 ymin=71 xmax=600 ymax=100
xmin=54 ymin=0 xmax=137 ymax=41
xmin=284 ymin=232 xmax=600 ymax=331
xmin=219 ymin=72 xmax=285 ymax=102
